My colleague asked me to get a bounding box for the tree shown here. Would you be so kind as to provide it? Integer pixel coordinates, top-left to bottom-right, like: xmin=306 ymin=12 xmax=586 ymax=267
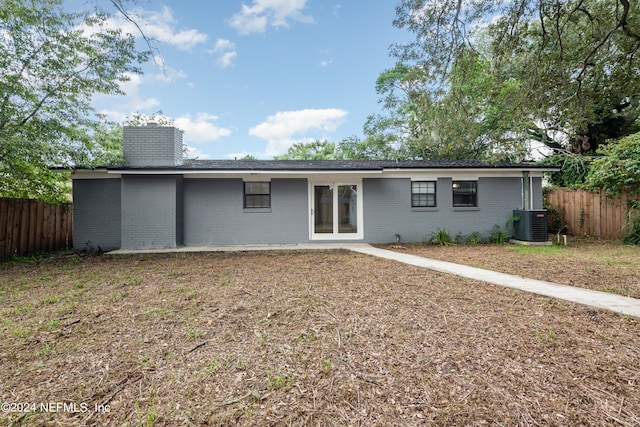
xmin=586 ymin=132 xmax=640 ymax=197
xmin=337 ymin=135 xmax=398 ymax=160
xmin=0 ymin=0 xmax=148 ymax=202
xmin=367 ymin=57 xmax=532 ymax=161
xmin=274 ymin=140 xmax=340 ymax=160
xmin=386 ymin=0 xmax=640 ymax=157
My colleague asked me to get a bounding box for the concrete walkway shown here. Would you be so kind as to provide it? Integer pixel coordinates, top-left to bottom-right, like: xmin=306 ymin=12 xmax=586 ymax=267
xmin=108 ymin=243 xmax=640 ymax=319
xmin=349 ymin=245 xmax=640 ymax=319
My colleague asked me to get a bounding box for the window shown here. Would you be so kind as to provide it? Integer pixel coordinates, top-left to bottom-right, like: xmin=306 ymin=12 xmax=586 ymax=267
xmin=452 ymin=181 xmax=477 ymax=207
xmin=411 ymin=181 xmax=436 ymax=207
xmin=244 ymin=182 xmax=271 ymax=208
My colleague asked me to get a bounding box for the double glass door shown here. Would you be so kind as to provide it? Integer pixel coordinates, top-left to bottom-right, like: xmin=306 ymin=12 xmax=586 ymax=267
xmin=311 ymin=182 xmax=362 ymax=240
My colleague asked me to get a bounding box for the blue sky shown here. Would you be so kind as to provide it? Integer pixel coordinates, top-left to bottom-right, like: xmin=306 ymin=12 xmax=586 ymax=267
xmin=87 ymin=0 xmax=411 ymax=160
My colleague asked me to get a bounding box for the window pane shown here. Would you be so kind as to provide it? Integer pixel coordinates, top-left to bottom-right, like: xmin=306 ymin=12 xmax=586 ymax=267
xmin=245 ymin=195 xmax=268 ymax=208
xmin=338 ymin=185 xmax=357 ymax=234
xmin=244 ymin=182 xmax=271 ymax=208
xmin=453 ymin=181 xmax=477 ymax=207
xmin=314 ymin=185 xmax=333 ymax=233
xmin=411 ymin=181 xmax=436 ymax=207
xmin=245 ymin=182 xmax=269 ymax=194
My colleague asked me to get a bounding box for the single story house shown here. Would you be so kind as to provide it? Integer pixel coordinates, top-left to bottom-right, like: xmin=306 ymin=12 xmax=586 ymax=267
xmin=69 ymin=124 xmax=557 ymax=251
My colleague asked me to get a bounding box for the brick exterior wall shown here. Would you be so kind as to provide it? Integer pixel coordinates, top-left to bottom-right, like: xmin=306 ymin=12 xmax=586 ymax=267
xmin=72 ymin=179 xmax=121 ymax=251
xmin=183 ymin=178 xmax=309 ymax=245
xmin=123 ymin=124 xmax=183 ymax=167
xmin=121 ymin=175 xmax=183 ymax=249
xmin=73 ymin=172 xmax=538 ymax=249
xmin=363 ymin=177 xmax=525 ymax=243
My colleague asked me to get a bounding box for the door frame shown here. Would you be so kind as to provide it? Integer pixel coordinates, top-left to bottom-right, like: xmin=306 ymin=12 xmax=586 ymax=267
xmin=308 ymin=179 xmax=364 ymax=240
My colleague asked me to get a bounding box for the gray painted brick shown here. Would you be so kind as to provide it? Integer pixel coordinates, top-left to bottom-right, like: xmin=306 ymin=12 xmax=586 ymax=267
xmin=363 ymin=177 xmax=524 ymax=243
xmin=75 ymin=174 xmax=536 ymax=250
xmin=72 ymin=179 xmax=121 ymax=251
xmin=123 ymin=125 xmax=183 ymax=167
xmin=121 ymin=175 xmax=183 ymax=249
xmin=183 ymin=178 xmax=309 ymax=245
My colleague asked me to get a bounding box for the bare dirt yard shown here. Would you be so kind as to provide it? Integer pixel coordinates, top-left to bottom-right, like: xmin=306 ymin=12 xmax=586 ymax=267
xmin=1 ymin=246 xmax=639 ymax=426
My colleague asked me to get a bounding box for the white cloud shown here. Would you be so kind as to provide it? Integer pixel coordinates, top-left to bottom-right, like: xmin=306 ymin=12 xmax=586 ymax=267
xmin=150 ymin=67 xmax=187 ymax=84
xmin=94 ymin=73 xmax=161 ymax=122
xmin=217 ymin=51 xmax=238 ymax=68
xmin=213 ymin=38 xmax=236 ymax=52
xmin=174 ymin=113 xmax=232 ymax=143
xmin=229 ymin=0 xmax=314 ymax=35
xmin=210 ymin=38 xmax=238 ymax=68
xmin=83 ymin=6 xmax=207 ymax=52
xmin=249 ymin=108 xmax=348 ymax=156
xmin=318 ymin=49 xmax=333 ymax=67
xmin=184 ymin=146 xmax=212 ymax=160
xmin=134 ymin=6 xmax=208 ymax=51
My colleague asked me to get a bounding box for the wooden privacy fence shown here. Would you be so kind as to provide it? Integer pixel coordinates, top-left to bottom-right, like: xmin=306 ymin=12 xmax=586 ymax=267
xmin=544 ymin=188 xmax=637 ymax=239
xmin=0 ymin=198 xmax=72 ymax=258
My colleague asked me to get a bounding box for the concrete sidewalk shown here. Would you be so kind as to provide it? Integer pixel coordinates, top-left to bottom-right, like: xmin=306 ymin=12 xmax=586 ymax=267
xmin=108 ymin=243 xmax=640 ymax=319
xmin=350 ymin=245 xmax=640 ymax=319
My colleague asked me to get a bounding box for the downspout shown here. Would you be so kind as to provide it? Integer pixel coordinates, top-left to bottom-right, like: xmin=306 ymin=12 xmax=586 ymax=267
xmin=522 ymin=171 xmax=531 ymax=210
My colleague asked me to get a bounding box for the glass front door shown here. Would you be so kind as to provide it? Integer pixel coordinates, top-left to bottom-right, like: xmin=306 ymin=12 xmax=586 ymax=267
xmin=314 ymin=185 xmax=333 ymax=234
xmin=311 ymin=182 xmax=362 ymax=240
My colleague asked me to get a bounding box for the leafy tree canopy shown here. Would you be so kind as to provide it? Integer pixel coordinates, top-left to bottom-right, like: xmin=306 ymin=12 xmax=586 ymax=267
xmin=274 ymin=140 xmax=340 ymax=160
xmin=586 ymin=131 xmax=640 ymax=197
xmin=274 ymin=136 xmax=401 ymax=161
xmin=0 ymin=0 xmax=149 ymax=203
xmin=376 ymin=0 xmax=640 ymax=160
xmin=538 ymin=154 xmax=592 ymax=187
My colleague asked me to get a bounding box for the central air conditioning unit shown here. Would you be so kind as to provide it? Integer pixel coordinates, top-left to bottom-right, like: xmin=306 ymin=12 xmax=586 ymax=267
xmin=513 ymin=209 xmax=548 ymax=242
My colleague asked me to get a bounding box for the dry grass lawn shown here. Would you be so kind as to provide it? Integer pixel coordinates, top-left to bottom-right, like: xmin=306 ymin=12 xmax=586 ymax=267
xmin=0 ymin=246 xmax=639 ymax=426
xmin=387 ymin=238 xmax=640 ymax=298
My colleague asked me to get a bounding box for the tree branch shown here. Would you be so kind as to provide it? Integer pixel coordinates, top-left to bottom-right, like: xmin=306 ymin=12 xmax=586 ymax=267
xmin=19 ymin=57 xmax=98 ymax=128
xmin=108 ymin=0 xmax=162 ymax=71
xmin=618 ymin=0 xmax=640 ymax=41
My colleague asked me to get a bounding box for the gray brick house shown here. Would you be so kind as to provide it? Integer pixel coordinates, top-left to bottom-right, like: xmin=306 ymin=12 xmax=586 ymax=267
xmin=70 ymin=124 xmax=556 ymax=250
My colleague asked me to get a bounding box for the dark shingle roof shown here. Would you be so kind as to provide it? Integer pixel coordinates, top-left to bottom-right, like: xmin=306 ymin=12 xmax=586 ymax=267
xmin=107 ymin=159 xmax=553 ymax=171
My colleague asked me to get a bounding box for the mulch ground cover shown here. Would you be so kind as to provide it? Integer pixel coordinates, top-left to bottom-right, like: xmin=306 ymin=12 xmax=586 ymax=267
xmin=1 ymin=248 xmax=638 ymax=426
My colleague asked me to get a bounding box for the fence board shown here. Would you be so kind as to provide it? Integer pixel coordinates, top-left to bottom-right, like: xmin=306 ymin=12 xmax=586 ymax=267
xmin=0 ymin=198 xmax=73 ymax=259
xmin=20 ymin=200 xmax=30 ymax=255
xmin=0 ymin=199 xmax=6 ymax=254
xmin=545 ymin=188 xmax=637 ymax=239
xmin=35 ymin=202 xmax=44 ymax=254
xmin=55 ymin=205 xmax=63 ymax=251
xmin=28 ymin=201 xmax=37 ymax=253
xmin=5 ymin=200 xmax=15 ymax=257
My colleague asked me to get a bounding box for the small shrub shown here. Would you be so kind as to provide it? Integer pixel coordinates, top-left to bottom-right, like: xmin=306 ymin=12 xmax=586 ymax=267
xmin=490 ymin=215 xmax=520 ymax=244
xmin=428 ymin=228 xmax=451 ymax=246
xmin=545 ymin=203 xmax=567 ymax=235
xmin=623 ymin=209 xmax=640 ymax=245
xmin=466 ymin=231 xmax=482 ymax=244
xmin=489 ymin=225 xmax=509 ymax=244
